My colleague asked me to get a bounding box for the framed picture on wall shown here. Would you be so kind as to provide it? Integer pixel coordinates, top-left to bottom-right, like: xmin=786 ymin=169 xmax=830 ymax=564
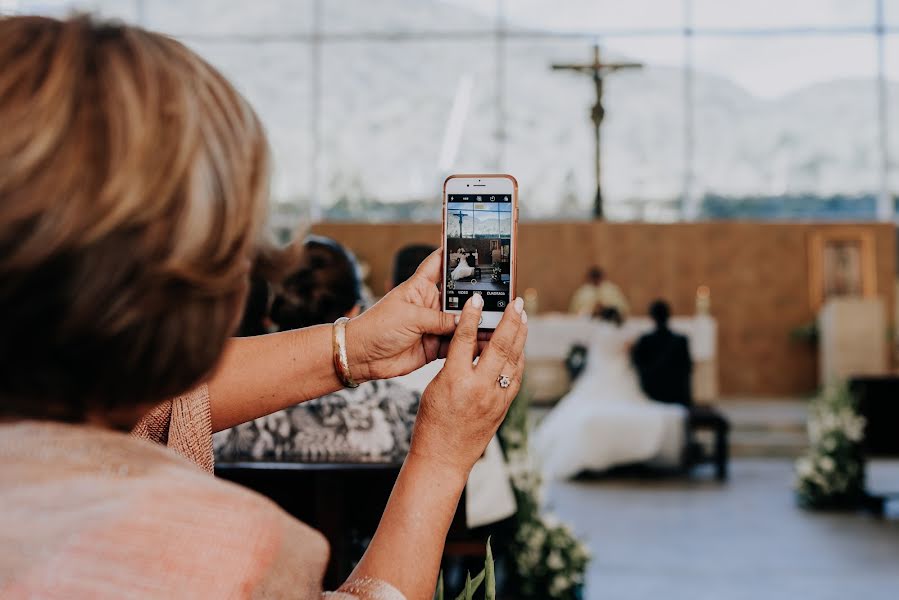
xmin=808 ymin=228 xmax=877 ymax=311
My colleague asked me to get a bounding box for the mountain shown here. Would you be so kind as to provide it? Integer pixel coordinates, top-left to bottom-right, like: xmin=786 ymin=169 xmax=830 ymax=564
xmin=18 ymin=0 xmax=898 ymax=219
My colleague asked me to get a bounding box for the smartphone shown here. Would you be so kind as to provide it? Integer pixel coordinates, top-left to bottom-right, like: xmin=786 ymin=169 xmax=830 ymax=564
xmin=442 ymin=174 xmax=518 ymax=330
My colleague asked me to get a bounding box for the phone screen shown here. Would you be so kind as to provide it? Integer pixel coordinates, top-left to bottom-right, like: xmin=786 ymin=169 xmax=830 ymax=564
xmin=444 ymin=193 xmax=513 ymax=312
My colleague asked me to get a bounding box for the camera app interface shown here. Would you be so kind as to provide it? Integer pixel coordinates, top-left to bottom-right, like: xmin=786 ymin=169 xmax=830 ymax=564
xmin=445 ymin=193 xmax=512 ymax=312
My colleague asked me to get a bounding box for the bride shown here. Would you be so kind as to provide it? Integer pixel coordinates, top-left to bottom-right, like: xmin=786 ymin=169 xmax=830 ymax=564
xmin=451 ymin=252 xmax=476 ymax=281
xmin=533 ymin=314 xmax=686 ymax=480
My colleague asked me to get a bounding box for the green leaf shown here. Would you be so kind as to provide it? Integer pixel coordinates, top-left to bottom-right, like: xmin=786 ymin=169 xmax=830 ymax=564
xmin=434 ymin=571 xmax=444 ymax=600
xmin=454 ymin=569 xmax=485 ymax=600
xmin=464 ymin=571 xmax=472 ymax=600
xmin=485 ymin=537 xmax=496 ymax=600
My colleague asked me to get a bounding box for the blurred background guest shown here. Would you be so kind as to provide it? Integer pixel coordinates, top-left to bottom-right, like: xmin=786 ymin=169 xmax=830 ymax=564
xmin=216 ymin=236 xmax=418 ymax=463
xmin=631 ymin=299 xmax=693 ymax=407
xmin=390 ymin=244 xmax=438 ymax=289
xmin=570 ymin=266 xmax=630 ymax=318
xmin=270 ymin=236 xmax=363 ymax=330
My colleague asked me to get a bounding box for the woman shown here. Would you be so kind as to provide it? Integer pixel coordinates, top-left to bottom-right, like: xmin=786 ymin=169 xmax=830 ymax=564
xmin=215 ymin=236 xmax=419 ymax=463
xmin=451 ymin=252 xmax=475 ymax=282
xmin=533 ymin=313 xmax=684 ymax=480
xmin=0 ymin=15 xmax=527 ymax=599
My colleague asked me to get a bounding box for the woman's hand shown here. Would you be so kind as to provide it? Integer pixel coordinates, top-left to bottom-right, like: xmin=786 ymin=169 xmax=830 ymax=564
xmin=346 ymin=249 xmax=462 ymax=382
xmin=410 ymin=293 xmax=528 ymax=476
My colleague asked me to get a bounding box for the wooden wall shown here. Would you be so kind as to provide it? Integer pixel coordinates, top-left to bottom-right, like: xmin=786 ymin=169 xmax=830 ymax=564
xmin=312 ymin=221 xmax=896 ymax=397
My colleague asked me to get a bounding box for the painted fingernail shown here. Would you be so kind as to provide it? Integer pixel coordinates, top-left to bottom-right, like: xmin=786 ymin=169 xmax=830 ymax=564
xmin=514 ymin=297 xmax=524 ymax=313
xmin=471 ymin=294 xmax=484 ymax=309
xmin=521 ymin=310 xmax=528 ymax=324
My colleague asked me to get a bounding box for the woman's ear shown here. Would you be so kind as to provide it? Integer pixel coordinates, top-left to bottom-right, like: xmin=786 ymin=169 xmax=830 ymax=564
xmin=346 ymin=304 xmax=362 ymax=319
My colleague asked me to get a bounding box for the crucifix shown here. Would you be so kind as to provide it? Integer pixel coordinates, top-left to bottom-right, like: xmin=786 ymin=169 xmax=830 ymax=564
xmin=451 ymin=209 xmax=467 ymax=237
xmin=552 ymin=45 xmax=642 ymax=219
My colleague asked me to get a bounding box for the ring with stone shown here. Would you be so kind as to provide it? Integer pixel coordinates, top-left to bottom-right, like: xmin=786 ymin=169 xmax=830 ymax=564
xmin=498 ymin=374 xmax=512 ymax=389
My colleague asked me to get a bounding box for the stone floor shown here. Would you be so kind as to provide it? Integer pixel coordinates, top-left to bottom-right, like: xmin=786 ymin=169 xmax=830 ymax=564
xmin=546 ymin=459 xmax=899 ymax=600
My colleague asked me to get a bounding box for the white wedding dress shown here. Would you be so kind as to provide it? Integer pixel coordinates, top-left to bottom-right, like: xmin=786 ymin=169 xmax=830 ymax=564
xmin=533 ymin=322 xmax=686 ymax=480
xmin=451 ymin=258 xmax=475 ymax=281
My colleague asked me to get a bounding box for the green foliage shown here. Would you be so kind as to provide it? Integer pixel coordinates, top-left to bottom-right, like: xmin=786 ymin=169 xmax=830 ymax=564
xmin=485 ymin=537 xmax=495 ymax=600
xmin=435 ymin=382 xmax=591 ymax=600
xmin=795 ymin=381 xmax=867 ymax=509
xmin=498 ymin=380 xmax=590 ymax=599
xmin=434 ymin=539 xmax=496 ymax=600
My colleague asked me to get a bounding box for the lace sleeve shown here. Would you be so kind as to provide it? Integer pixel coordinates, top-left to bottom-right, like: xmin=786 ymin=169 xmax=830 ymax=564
xmin=322 ymin=577 xmax=406 ymax=600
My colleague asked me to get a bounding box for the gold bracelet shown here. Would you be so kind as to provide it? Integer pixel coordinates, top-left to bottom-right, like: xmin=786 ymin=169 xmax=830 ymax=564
xmin=332 ymin=316 xmax=359 ymax=388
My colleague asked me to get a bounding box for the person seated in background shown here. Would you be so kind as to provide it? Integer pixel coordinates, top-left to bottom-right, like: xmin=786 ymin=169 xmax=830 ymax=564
xmin=391 ymin=244 xmax=438 ymax=289
xmin=534 ymin=299 xmax=686 ymax=479
xmin=214 ymin=236 xmax=420 ymax=463
xmin=389 ymin=244 xmax=444 ymax=391
xmin=569 ymin=265 xmax=630 ymax=318
xmin=631 ymin=299 xmax=693 ymax=407
xmin=236 ymin=273 xmax=271 ymax=336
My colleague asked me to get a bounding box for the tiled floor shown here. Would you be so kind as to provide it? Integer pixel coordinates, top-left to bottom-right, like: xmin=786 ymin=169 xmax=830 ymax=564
xmin=546 ymin=459 xmax=899 ymax=600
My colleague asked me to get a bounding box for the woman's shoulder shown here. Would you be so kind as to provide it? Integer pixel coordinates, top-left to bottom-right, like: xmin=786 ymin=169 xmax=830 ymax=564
xmin=0 ymin=421 xmax=329 ymax=598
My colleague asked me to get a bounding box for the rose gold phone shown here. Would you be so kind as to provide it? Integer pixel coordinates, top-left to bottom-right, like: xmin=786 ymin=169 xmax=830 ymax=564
xmin=442 ymin=174 xmax=519 ymax=330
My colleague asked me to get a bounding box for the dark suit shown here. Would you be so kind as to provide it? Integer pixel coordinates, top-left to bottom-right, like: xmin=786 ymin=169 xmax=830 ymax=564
xmin=631 ymin=326 xmax=693 ymax=406
xmin=465 ymin=254 xmax=476 ymax=267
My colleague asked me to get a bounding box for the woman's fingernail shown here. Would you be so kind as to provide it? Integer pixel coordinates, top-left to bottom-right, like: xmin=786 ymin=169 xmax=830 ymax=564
xmin=521 ymin=310 xmax=528 ymax=324
xmin=454 ymin=315 xmax=460 ymax=325
xmin=471 ymin=294 xmax=484 ymax=308
xmin=514 ymin=297 xmax=524 ymax=314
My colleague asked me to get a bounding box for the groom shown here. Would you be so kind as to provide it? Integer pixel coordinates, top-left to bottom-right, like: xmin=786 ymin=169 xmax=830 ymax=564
xmin=631 ymin=300 xmax=692 ymax=407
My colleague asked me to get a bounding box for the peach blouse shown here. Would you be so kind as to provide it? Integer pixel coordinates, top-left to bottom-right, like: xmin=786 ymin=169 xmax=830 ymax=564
xmin=0 ymin=386 xmax=404 ymax=599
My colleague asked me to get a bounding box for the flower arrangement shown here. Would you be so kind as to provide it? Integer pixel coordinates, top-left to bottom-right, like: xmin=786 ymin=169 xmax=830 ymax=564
xmin=499 ymin=382 xmax=591 ymax=599
xmin=491 ymin=263 xmax=502 ymax=283
xmin=795 ymin=381 xmax=867 ymax=510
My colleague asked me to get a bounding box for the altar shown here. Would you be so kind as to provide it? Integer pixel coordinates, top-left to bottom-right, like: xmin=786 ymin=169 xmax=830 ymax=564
xmin=525 ymin=314 xmax=718 ymax=404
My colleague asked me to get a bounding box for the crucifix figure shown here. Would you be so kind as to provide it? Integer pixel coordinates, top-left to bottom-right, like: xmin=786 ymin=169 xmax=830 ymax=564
xmin=552 ymin=45 xmax=642 ymax=219
xmin=451 ymin=209 xmax=467 ymax=237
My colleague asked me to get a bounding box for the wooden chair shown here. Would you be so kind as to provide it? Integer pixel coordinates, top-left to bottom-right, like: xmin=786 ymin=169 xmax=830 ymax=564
xmin=685 ymin=405 xmax=730 ymax=481
xmin=215 ymin=460 xmax=507 ymax=587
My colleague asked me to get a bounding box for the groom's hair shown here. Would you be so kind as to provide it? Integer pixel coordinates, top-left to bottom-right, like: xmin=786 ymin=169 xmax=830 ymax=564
xmin=649 ymin=300 xmax=671 ymax=327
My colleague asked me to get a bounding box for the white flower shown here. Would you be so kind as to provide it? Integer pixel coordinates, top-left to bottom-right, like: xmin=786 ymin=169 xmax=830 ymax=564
xmin=504 ymin=428 xmax=523 ymax=445
xmin=796 ymin=457 xmax=813 ymax=478
xmin=819 ymin=456 xmax=835 ymax=473
xmin=549 ymin=574 xmax=570 ymax=596
xmin=542 ymin=512 xmax=561 ymax=529
xmin=844 ymin=415 xmax=866 ymax=442
xmin=547 ymin=550 xmax=564 ymax=570
xmin=577 ymin=541 xmax=592 ymax=561
xmin=528 ymin=526 xmax=546 ymax=550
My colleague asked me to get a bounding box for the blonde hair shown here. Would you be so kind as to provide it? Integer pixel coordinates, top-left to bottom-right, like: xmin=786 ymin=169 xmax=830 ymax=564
xmin=0 ymin=15 xmax=270 ymax=418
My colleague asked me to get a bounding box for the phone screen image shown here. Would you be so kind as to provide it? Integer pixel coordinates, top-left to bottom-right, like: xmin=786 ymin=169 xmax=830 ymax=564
xmin=444 ymin=193 xmax=513 ymax=313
